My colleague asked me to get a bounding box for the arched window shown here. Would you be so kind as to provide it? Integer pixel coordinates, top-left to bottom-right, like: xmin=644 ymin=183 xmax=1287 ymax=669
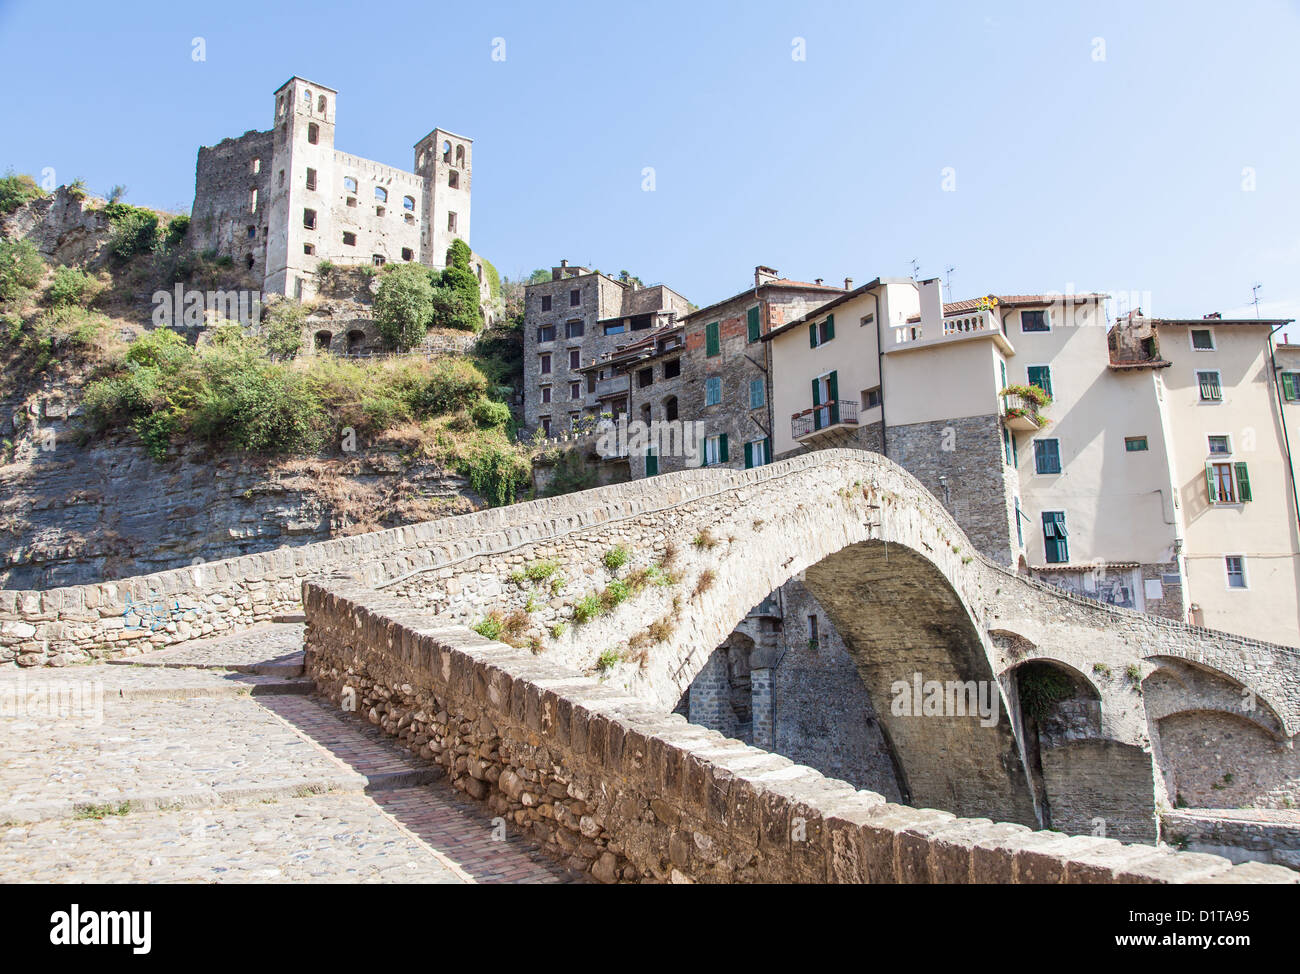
xmin=347 ymin=330 xmax=365 ymax=354
xmin=251 ymin=157 xmax=261 ymax=175
xmin=374 ymin=187 xmax=388 ymax=202
xmin=317 ymin=94 xmax=327 ymax=113
xmin=343 ymin=176 xmax=357 ymax=193
xmin=314 ymin=330 xmax=332 ymax=351
xmin=455 ymin=144 xmax=465 ymax=167
xmin=663 ymin=396 xmax=678 ymax=421
xmin=402 ymin=195 xmax=415 ymax=211
xmin=442 ymin=140 xmax=452 ymax=162
xmin=304 ymin=89 xmax=311 ymax=102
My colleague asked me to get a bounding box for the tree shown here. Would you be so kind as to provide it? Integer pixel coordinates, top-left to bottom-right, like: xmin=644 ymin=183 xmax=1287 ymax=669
xmin=0 ymin=238 xmax=45 ymax=302
xmin=373 ymin=263 xmax=435 ymax=349
xmin=438 ymin=264 xmax=483 ymax=331
xmin=262 ymin=299 xmax=305 ymax=359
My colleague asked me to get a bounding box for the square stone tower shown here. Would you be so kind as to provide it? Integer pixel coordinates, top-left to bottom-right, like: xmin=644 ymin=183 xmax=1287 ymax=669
xmin=264 ymin=77 xmax=338 ymax=298
xmin=414 ymin=129 xmax=472 ymax=268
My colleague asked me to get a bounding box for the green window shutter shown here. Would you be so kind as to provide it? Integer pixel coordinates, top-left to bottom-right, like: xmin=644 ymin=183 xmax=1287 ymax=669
xmin=705 ymin=322 xmax=720 ymax=357
xmin=747 ymin=307 xmax=761 ymax=343
xmin=1285 ymin=372 xmax=1298 ymax=402
xmin=1205 ymin=463 xmax=1218 ymax=504
xmin=719 ymin=433 xmax=729 ymax=463
xmin=1236 ymin=462 xmax=1252 ymax=502
xmin=1000 ymin=360 xmax=1007 ymax=390
xmin=809 ymin=322 xmax=818 ymax=348
xmin=763 ymin=437 xmax=770 ymax=465
xmin=645 ymin=451 xmax=658 ymax=477
xmin=744 ymin=441 xmax=754 ymax=469
xmin=1028 ymin=366 xmax=1052 ymax=398
xmin=1011 ymin=433 xmax=1018 ymax=465
xmin=825 ymin=314 xmax=835 ymax=340
xmin=827 ymin=371 xmax=839 ymax=424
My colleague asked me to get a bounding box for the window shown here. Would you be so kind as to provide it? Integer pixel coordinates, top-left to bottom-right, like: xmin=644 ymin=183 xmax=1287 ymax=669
xmin=664 ymin=396 xmax=679 ymax=421
xmin=303 ymin=243 xmax=315 ymax=256
xmin=749 ymin=378 xmax=765 ymax=409
xmin=372 ymin=254 xmax=385 ymax=267
xmin=569 ymin=289 xmax=580 ymax=307
xmin=447 ymin=212 xmax=457 ymax=232
xmin=808 ymin=615 xmax=819 ymax=645
xmin=1191 ymin=328 xmax=1215 ymax=351
xmin=1021 ymin=309 xmax=1050 ymax=332
xmin=539 ymin=353 xmax=552 ymax=375
xmin=1034 ymin=438 xmax=1062 ymax=474
xmin=307 ymin=123 xmax=319 ymax=144
xmin=1042 ymin=511 xmax=1069 ymax=563
xmin=537 ymin=325 xmax=556 ymax=343
xmin=860 ymin=313 xmax=875 ymax=328
xmin=1125 ymin=436 xmax=1149 ymax=452
xmin=645 ymin=449 xmax=659 ymax=477
xmin=540 ymin=416 xmax=552 ymax=436
xmin=401 ymin=248 xmax=413 ymax=262
xmin=1282 ymin=372 xmax=1300 ymax=402
xmin=1206 ymin=461 xmax=1251 ymax=504
xmin=302 ymin=208 xmax=317 ymax=229
xmin=1000 ymin=359 xmax=1008 ymax=391
xmin=568 ymin=349 xmax=581 ymax=369
xmin=346 ymin=196 xmax=357 ymax=208
xmin=746 ymin=306 xmax=761 ymax=343
xmin=1026 ymin=365 xmax=1053 ymax=398
xmin=344 ymin=177 xmax=357 ymax=193
xmin=374 ymin=187 xmax=388 ymax=203
xmin=305 ymin=168 xmax=317 ymax=191
xmin=570 ymin=381 xmax=581 ymax=400
xmin=278 ymin=169 xmax=285 ymax=187
xmin=448 ymin=170 xmax=459 ymax=189
xmin=1014 ymin=497 xmax=1024 ymax=547
xmin=342 ymin=231 xmax=356 ymax=246
xmin=249 ymin=188 xmax=259 ymax=212
xmin=1197 ymin=371 xmax=1222 ymax=401
xmin=565 ymin=320 xmax=584 ymax=339
xmin=403 ymin=195 xmax=415 ymax=211
xmin=745 ymin=437 xmax=769 ymax=469
xmin=664 ymin=358 xmax=681 ymax=379
xmin=809 ymin=314 xmax=835 ymax=348
xmin=246 ymin=225 xmax=256 ymax=239
xmin=1225 ymin=555 xmax=1247 ymax=589
xmin=705 ymin=376 xmax=721 ymax=406
xmin=540 ymin=295 xmax=552 ymax=312
xmin=252 ymin=157 xmax=261 ymax=175
xmin=703 ymin=433 xmax=728 ymax=466
xmin=705 ymin=321 xmax=720 ymax=357
xmin=637 ymin=367 xmax=653 ymax=389
xmin=1003 ymin=426 xmax=1014 ymax=465
xmin=862 ymin=386 xmax=882 ymax=410
xmin=540 ymin=385 xmax=552 ymax=404
xmin=1208 ymin=435 xmax=1231 ymax=455
xmin=317 ymin=94 xmax=327 ymax=114
xmin=405 ymin=213 xmax=415 ymax=225
xmin=811 ymin=371 xmax=840 ymax=429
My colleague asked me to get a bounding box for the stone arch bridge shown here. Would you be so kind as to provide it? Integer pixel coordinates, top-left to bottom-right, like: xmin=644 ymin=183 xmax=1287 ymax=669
xmin=3 ymin=450 xmax=1298 ymax=851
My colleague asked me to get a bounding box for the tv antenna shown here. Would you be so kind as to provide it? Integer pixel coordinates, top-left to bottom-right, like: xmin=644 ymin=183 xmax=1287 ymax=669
xmin=910 ymin=258 xmax=920 ymax=281
xmin=944 ymin=265 xmax=955 ymax=301
xmin=1252 ymin=282 xmax=1262 ymax=319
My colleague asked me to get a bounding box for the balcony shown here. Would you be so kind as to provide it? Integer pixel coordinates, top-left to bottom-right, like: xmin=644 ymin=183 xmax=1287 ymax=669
xmin=1000 ymin=385 xmax=1052 ymax=431
xmin=792 ymin=400 xmax=859 ymax=440
xmin=594 ymin=374 xmax=629 ymax=398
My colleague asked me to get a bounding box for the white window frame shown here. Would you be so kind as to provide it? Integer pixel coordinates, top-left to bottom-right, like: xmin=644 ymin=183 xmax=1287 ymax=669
xmin=747 ymin=437 xmax=768 ymax=467
xmin=1206 ymin=432 xmax=1233 ymax=457
xmin=1197 ymin=370 xmax=1223 ymax=402
xmin=1019 ymin=308 xmax=1051 ymax=333
xmin=1189 ymin=328 xmax=1216 ymax=352
xmin=1224 ymin=554 xmax=1248 ymax=590
xmin=704 ymin=434 xmax=723 ymax=466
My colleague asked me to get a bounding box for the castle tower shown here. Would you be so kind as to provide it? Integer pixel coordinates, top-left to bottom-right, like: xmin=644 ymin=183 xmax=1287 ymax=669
xmin=264 ymin=77 xmax=338 ymax=298
xmin=413 ymin=128 xmax=472 ymax=269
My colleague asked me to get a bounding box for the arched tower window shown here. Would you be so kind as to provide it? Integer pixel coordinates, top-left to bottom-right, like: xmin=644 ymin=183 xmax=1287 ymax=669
xmin=317 ymin=94 xmax=327 ymax=113
xmin=402 ymin=195 xmax=415 ymax=211
xmin=374 ymin=187 xmax=388 ymax=202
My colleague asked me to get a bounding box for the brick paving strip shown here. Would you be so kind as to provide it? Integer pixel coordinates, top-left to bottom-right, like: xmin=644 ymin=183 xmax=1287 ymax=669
xmin=0 ymin=625 xmax=580 ymax=884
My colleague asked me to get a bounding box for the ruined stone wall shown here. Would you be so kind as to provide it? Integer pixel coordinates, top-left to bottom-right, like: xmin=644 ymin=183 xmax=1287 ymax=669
xmin=0 ymin=186 xmax=114 ymax=266
xmin=191 ymin=130 xmax=274 ymax=277
xmin=1162 ymin=810 xmax=1300 ymax=871
xmin=1156 ymin=711 xmax=1300 ymax=810
xmin=300 ymin=578 xmax=1294 ymax=884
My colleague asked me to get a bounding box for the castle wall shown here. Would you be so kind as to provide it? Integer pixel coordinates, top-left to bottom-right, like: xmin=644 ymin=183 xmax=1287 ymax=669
xmin=191 ymin=129 xmax=274 ymax=277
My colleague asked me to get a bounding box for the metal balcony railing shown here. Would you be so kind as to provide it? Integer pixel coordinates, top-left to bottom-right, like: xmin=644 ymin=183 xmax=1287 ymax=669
xmin=792 ymin=400 xmax=859 ymax=439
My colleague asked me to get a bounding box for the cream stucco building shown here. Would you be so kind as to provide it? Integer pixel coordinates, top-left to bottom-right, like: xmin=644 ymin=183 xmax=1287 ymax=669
xmin=763 ymin=279 xmax=1299 ymax=645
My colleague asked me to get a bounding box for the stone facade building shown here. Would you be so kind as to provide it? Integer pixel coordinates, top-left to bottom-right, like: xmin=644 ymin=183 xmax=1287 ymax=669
xmin=191 ymin=76 xmax=473 ymax=302
xmin=520 ymin=261 xmax=691 ymax=436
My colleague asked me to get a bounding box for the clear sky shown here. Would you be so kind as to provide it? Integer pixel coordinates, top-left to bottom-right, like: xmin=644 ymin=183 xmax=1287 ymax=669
xmin=1 ymin=0 xmax=1297 ymax=328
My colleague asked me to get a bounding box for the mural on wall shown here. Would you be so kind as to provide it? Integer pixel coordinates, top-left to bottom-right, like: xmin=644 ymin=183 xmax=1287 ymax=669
xmin=1036 ymin=567 xmax=1143 ymax=611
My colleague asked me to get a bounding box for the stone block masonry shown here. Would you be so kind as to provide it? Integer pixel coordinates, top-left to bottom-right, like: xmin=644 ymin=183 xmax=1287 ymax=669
xmin=301 ymin=578 xmax=1296 ymax=884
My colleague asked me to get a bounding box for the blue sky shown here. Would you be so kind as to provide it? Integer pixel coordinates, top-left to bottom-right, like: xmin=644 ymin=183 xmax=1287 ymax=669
xmin=1 ymin=0 xmax=1297 ymax=329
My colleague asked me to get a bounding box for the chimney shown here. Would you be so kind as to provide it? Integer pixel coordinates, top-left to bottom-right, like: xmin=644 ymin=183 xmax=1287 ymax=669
xmin=754 ymin=265 xmax=778 ymax=287
xmin=844 ymin=278 xmax=853 ymax=290
xmin=1203 ymin=312 xmax=1221 ymax=319
xmin=918 ymin=278 xmax=944 ymax=335
xmin=815 ymin=278 xmax=823 ymax=286
xmin=560 ymin=259 xmax=568 ymax=268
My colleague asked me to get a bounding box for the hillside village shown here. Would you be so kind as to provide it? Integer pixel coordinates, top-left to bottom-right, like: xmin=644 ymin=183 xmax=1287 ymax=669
xmin=2 ymin=71 xmax=1300 ymax=889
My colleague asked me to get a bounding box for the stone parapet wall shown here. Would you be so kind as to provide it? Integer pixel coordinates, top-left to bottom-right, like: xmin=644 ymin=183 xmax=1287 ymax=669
xmin=1162 ymin=811 xmax=1300 ymax=871
xmin=300 ymin=578 xmax=1296 ymax=884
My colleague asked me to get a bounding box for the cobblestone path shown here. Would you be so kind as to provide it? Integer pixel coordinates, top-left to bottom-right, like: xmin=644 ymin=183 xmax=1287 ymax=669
xmin=0 ymin=625 xmax=579 ymax=884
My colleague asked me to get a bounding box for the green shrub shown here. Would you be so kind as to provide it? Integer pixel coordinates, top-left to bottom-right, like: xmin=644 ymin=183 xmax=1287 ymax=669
xmin=460 ymin=441 xmax=528 ymax=507
xmin=0 ymin=238 xmax=45 ymax=303
xmin=573 ymin=594 xmax=602 ymax=624
xmin=524 ymin=560 xmax=558 ymax=582
xmin=595 ymin=648 xmax=621 ymax=673
xmin=600 ymin=580 xmax=630 ymax=610
xmin=66 ymin=179 xmax=88 ymax=201
xmin=469 ymin=396 xmax=510 ymax=428
xmin=162 ymin=214 xmax=190 ymax=249
xmin=0 ymin=171 xmax=45 ymax=214
xmin=418 ymin=358 xmax=489 ymax=414
xmin=472 ymin=613 xmax=504 ymax=640
xmin=437 ymin=265 xmax=483 ymax=331
xmin=46 ymin=266 xmax=101 ymax=307
xmin=603 ymin=546 xmax=629 ymax=572
xmin=102 ymin=202 xmax=159 ymax=260
xmin=1017 ymin=664 xmax=1075 ymax=723
xmin=373 ymin=262 xmax=434 ymax=349
xmin=262 ymin=300 xmax=305 ymax=360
